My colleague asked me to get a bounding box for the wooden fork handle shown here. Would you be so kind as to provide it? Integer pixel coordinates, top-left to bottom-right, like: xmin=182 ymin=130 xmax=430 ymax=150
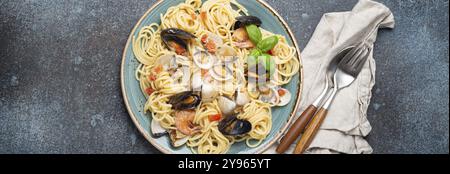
xmin=294 ymin=108 xmax=328 ymax=154
xmin=276 ymin=105 xmax=317 ymax=154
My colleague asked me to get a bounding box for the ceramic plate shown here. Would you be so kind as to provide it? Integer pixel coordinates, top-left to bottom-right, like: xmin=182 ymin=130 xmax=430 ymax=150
xmin=121 ymin=0 xmax=303 ymax=154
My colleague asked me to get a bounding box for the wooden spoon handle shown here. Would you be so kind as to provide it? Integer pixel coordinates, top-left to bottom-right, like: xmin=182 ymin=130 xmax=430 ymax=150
xmin=294 ymin=108 xmax=328 ymax=154
xmin=276 ymin=105 xmax=317 ymax=154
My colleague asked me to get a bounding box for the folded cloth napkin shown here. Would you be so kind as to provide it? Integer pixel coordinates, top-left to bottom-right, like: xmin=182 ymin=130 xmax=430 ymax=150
xmin=266 ymin=0 xmax=395 ymax=154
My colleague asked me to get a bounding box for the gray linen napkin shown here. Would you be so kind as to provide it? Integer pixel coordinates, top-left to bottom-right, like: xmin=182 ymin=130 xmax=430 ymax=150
xmin=266 ymin=0 xmax=395 ymax=154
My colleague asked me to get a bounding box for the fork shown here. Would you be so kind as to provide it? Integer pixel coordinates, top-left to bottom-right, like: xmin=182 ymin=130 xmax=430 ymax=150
xmin=276 ymin=46 xmax=354 ymax=154
xmin=293 ymin=42 xmax=372 ymax=154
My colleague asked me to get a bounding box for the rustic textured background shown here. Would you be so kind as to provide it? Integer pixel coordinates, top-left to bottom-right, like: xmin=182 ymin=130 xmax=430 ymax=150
xmin=0 ymin=0 xmax=448 ymax=154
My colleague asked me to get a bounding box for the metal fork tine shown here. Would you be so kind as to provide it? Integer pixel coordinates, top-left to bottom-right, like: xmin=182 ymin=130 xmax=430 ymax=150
xmin=350 ymin=45 xmax=369 ymax=65
xmin=354 ymin=47 xmax=371 ymax=72
xmin=338 ymin=43 xmax=371 ymax=77
xmin=347 ymin=47 xmax=366 ymax=65
xmin=340 ymin=47 xmax=361 ymax=68
xmin=341 ymin=42 xmax=364 ymax=64
xmin=341 ymin=44 xmax=363 ymax=63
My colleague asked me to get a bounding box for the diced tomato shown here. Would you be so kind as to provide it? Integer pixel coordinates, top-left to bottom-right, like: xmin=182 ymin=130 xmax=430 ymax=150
xmin=145 ymin=88 xmax=154 ymax=95
xmin=149 ymin=75 xmax=157 ymax=81
xmin=278 ymin=89 xmax=286 ymax=97
xmin=191 ymin=13 xmax=197 ymax=20
xmin=204 ymin=39 xmax=216 ymax=53
xmin=201 ymin=34 xmax=208 ymax=44
xmin=200 ymin=11 xmax=207 ymax=21
xmin=153 ymin=65 xmax=163 ymax=74
xmin=208 ymin=114 xmax=222 ymax=122
xmin=268 ymin=49 xmax=275 ymax=56
xmin=201 ymin=69 xmax=209 ymax=77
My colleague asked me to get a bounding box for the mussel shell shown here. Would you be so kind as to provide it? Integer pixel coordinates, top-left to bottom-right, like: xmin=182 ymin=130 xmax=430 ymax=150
xmin=161 ymin=28 xmax=196 ymax=40
xmin=169 ymin=91 xmax=201 ymax=110
xmin=161 ymin=34 xmax=188 ymax=52
xmin=218 ymin=115 xmax=252 ymax=136
xmin=233 ymin=16 xmax=262 ymax=30
xmin=161 ymin=28 xmax=196 ymax=52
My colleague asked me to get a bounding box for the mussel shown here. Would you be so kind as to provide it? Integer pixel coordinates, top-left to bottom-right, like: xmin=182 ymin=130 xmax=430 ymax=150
xmin=169 ymin=91 xmax=201 ymax=110
xmin=218 ymin=115 xmax=252 ymax=136
xmin=161 ymin=28 xmax=196 ymax=55
xmin=233 ymin=16 xmax=262 ymax=30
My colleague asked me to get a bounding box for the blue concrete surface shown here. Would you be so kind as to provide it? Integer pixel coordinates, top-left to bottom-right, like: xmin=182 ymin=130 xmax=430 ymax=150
xmin=0 ymin=0 xmax=448 ymax=154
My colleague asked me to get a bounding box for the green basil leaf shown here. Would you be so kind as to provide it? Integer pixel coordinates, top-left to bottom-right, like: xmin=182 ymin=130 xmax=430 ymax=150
xmin=257 ymin=36 xmax=279 ymax=52
xmin=249 ymin=49 xmax=262 ymax=57
xmin=245 ymin=24 xmax=262 ymax=45
xmin=247 ymin=49 xmax=261 ymax=67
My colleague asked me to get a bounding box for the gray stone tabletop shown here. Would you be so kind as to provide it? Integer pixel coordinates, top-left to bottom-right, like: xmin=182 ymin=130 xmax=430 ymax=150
xmin=0 ymin=0 xmax=448 ymax=154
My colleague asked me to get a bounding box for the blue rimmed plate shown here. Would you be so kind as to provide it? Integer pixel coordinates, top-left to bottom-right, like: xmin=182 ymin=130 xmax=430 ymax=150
xmin=121 ymin=0 xmax=303 ymax=154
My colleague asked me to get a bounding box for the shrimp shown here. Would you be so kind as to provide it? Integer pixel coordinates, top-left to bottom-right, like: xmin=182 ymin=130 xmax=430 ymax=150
xmin=174 ymin=110 xmax=201 ymax=136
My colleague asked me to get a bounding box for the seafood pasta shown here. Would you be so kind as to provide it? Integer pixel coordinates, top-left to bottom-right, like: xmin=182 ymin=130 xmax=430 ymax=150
xmin=133 ymin=0 xmax=299 ymax=154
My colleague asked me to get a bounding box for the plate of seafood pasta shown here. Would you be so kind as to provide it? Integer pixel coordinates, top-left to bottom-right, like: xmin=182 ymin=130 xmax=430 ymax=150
xmin=121 ymin=0 xmax=303 ymax=154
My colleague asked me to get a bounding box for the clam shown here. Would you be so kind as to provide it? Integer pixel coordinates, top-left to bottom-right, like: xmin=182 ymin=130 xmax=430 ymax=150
xmin=151 ymin=119 xmax=168 ymax=138
xmin=193 ymin=47 xmax=215 ymax=70
xmin=218 ymin=96 xmax=237 ymax=116
xmin=201 ymin=32 xmax=224 ymax=53
xmin=233 ymin=28 xmax=255 ymax=49
xmin=191 ymin=70 xmax=203 ymax=91
xmin=247 ymin=82 xmax=260 ymax=99
xmin=161 ymin=28 xmax=196 ymax=55
xmin=156 ymin=54 xmax=177 ymax=70
xmin=209 ymin=64 xmax=233 ymax=82
xmin=156 ymin=54 xmax=190 ymax=72
xmin=235 ymin=87 xmax=251 ymax=106
xmin=169 ymin=130 xmax=190 ymax=148
xmin=276 ymin=87 xmax=292 ymax=107
xmin=179 ymin=66 xmax=191 ymax=87
xmin=201 ymin=82 xmax=219 ymax=102
xmin=259 ymin=86 xmax=280 ymax=106
xmin=216 ymin=45 xmax=237 ymax=57
xmin=216 ymin=45 xmax=239 ymax=63
xmin=232 ymin=16 xmax=261 ymax=48
xmin=218 ymin=115 xmax=252 ymax=136
xmin=168 ymin=91 xmax=201 ymax=110
xmin=171 ymin=68 xmax=184 ymax=81
xmin=233 ymin=16 xmax=262 ymax=30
